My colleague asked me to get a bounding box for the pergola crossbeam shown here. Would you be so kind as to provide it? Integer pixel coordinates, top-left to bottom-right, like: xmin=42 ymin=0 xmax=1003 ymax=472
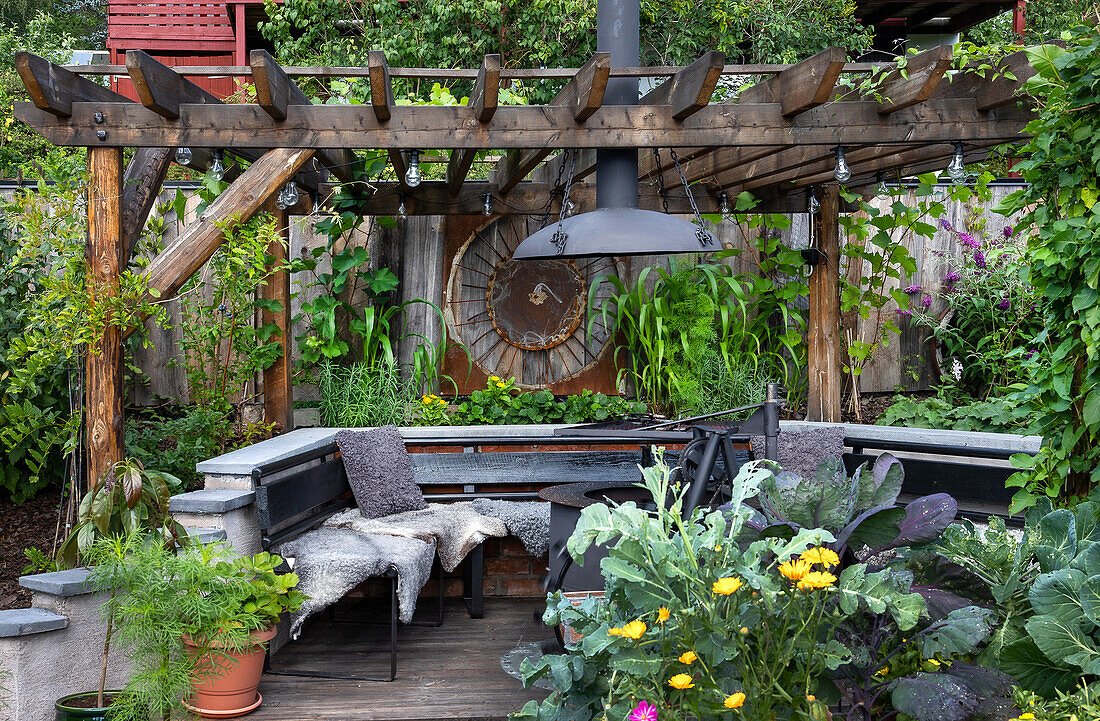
xmin=446 ymin=54 xmax=501 ymax=195
xmin=368 ymin=50 xmax=411 ymax=188
xmin=932 ymin=48 xmax=1036 ymax=111
xmin=15 ymin=51 xmax=124 ymax=116
xmin=736 ymin=46 xmax=846 ymax=116
xmin=126 ymin=49 xmax=220 ymax=119
xmin=494 ymin=52 xmax=610 ymax=195
xmin=865 ymin=44 xmax=954 ymax=113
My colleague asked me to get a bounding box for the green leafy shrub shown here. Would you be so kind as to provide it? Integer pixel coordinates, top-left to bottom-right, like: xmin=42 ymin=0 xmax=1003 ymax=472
xmin=877 ymin=388 xmax=1035 ymax=433
xmin=317 ymin=359 xmax=415 ymax=427
xmin=125 ymin=407 xmax=234 ymax=489
xmin=441 ymin=376 xmax=645 ymax=426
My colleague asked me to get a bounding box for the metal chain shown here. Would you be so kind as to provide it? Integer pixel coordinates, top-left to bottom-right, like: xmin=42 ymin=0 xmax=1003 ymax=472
xmin=539 ymin=150 xmax=571 ymax=229
xmin=669 ymin=148 xmax=714 ymax=247
xmin=653 ymin=148 xmax=670 ymax=215
xmin=550 ymin=149 xmax=578 ymax=255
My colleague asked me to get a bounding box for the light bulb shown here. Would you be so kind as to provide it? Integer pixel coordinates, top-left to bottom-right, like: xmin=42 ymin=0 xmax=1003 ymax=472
xmin=875 ymin=172 xmax=888 ymax=198
xmin=946 ymin=142 xmax=966 ymax=183
xmin=719 ymin=192 xmax=730 ymax=215
xmin=808 ymin=193 xmax=820 ymax=215
xmin=404 ymin=150 xmax=422 ymax=188
xmin=175 ymin=147 xmax=192 ymax=165
xmin=275 ymin=187 xmax=288 ymax=210
xmin=283 ymin=180 xmax=299 ymax=207
xmin=833 ymin=146 xmax=851 ymax=183
xmin=398 ymin=196 xmax=407 ymax=219
xmin=210 ymin=151 xmax=225 ymax=181
xmin=483 ymin=192 xmax=492 ymax=217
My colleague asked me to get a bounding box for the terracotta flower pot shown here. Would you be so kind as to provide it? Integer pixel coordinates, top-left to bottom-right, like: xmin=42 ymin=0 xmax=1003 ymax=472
xmin=182 ymin=625 xmax=277 ymax=719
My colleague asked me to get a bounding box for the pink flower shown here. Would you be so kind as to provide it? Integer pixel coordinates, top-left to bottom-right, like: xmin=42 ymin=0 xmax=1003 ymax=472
xmin=903 ymin=285 xmax=922 ymax=294
xmin=629 ymin=701 xmax=658 ymax=721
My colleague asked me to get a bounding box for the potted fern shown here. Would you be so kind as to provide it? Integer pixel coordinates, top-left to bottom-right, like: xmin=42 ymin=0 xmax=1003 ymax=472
xmin=77 ymin=533 xmax=302 ymax=721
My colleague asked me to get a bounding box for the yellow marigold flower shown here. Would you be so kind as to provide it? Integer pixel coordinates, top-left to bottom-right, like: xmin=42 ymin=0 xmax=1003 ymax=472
xmin=778 ymin=559 xmax=812 ymax=581
xmin=712 ymin=576 xmax=743 ymax=595
xmin=437 ymin=398 xmax=447 ymax=406
xmin=421 ymin=396 xmax=432 ymax=405
xmin=800 ymin=547 xmax=840 ymax=569
xmin=1018 ymin=714 xmax=1035 ymax=720
xmin=739 ymin=626 xmax=749 ymax=635
xmin=875 ymin=666 xmax=889 ymax=676
xmin=489 ymin=376 xmax=500 ymax=382
xmin=714 ymin=545 xmax=722 ymax=551
xmin=796 ymin=571 xmax=838 ymax=591
xmin=657 ymin=607 xmax=670 ymax=623
xmin=678 ymin=651 xmax=697 ymax=665
xmin=806 ymin=695 xmax=815 ymax=702
xmin=496 ymin=381 xmax=506 ymax=389
xmin=668 ymin=674 xmax=694 ymax=690
xmin=608 ymin=627 xmax=622 ymax=636
xmin=620 ymin=619 xmax=647 ymax=640
xmin=724 ymin=692 xmax=745 ymax=709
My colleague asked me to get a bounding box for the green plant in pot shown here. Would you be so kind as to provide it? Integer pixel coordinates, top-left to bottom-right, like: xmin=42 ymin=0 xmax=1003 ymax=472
xmin=71 ymin=534 xmax=303 ymax=721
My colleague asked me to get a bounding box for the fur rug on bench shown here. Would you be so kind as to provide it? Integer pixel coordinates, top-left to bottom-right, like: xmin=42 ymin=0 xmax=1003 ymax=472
xmin=470 ymin=499 xmax=550 ymax=557
xmin=324 ymin=503 xmax=507 ymax=572
xmin=277 ymin=527 xmax=435 ymax=638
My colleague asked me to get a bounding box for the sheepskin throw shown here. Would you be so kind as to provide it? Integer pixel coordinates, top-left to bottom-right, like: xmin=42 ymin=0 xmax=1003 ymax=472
xmin=325 ymin=503 xmax=507 ymax=572
xmin=471 ymin=499 xmax=551 ymax=557
xmin=336 ymin=426 xmax=427 ymax=518
xmin=277 ymin=526 xmax=435 ymax=637
xmin=752 ymin=425 xmax=847 ymax=480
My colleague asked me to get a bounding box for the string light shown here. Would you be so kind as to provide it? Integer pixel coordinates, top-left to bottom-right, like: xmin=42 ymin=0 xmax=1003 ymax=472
xmin=209 ymin=151 xmax=225 ymax=181
xmin=398 ymin=194 xmax=407 ymax=220
xmin=875 ymin=172 xmax=888 ymax=198
xmin=832 ymin=146 xmax=851 ymax=183
xmin=483 ymin=192 xmax=493 ymax=217
xmin=808 ymin=190 xmax=820 ymax=215
xmin=283 ymin=180 xmax=299 ymax=207
xmin=946 ymin=142 xmax=966 ymax=183
xmin=719 ymin=192 xmax=730 ymax=215
xmin=174 ymin=147 xmax=192 ymax=165
xmin=404 ymin=150 xmax=422 ymax=188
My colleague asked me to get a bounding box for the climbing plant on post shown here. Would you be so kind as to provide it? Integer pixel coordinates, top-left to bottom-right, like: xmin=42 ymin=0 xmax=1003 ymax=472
xmin=1000 ymin=23 xmax=1100 ymax=510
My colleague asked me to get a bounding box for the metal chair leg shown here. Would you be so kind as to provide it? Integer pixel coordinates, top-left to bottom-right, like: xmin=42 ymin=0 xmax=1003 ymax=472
xmin=463 ymin=543 xmax=484 ymax=619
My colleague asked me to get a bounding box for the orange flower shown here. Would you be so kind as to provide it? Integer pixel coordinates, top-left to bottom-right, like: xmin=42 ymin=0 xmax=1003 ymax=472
xmin=800 ymin=547 xmax=840 ymax=569
xmin=678 ymin=651 xmax=697 ymax=665
xmin=668 ymin=674 xmax=695 ymax=690
xmin=778 ymin=559 xmax=812 ymax=581
xmin=657 ymin=607 xmax=670 ymax=623
xmin=712 ymin=577 xmax=743 ymax=595
xmin=797 ymin=571 xmax=838 ymax=591
xmin=724 ymin=692 xmax=746 ymax=709
xmin=608 ymin=627 xmax=623 ymax=636
xmin=620 ymin=619 xmax=647 ymax=640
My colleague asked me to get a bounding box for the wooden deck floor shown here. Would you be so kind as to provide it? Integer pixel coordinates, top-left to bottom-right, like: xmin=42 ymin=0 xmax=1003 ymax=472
xmin=254 ymin=598 xmax=553 ymax=721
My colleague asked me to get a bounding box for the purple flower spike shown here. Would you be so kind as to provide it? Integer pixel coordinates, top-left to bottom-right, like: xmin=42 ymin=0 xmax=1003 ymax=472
xmin=944 ymin=271 xmax=961 ymax=283
xmin=1003 ymin=225 xmax=1014 ymax=239
xmin=997 ymin=298 xmax=1010 ymax=310
xmin=629 ymin=701 xmax=658 ymax=721
xmin=939 ymin=219 xmax=954 ymax=231
xmin=959 ymin=232 xmax=981 ymax=249
xmin=904 ymin=284 xmax=922 ymax=294
xmin=921 ymin=295 xmax=933 ymax=309
xmin=1024 ymin=349 xmax=1036 ymax=360
xmin=896 ymin=309 xmax=912 ymax=317
xmin=973 ymin=250 xmax=987 ymax=269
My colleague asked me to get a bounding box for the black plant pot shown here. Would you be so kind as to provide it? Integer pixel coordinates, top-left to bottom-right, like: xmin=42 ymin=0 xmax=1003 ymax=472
xmin=55 ymin=692 xmax=120 ymax=721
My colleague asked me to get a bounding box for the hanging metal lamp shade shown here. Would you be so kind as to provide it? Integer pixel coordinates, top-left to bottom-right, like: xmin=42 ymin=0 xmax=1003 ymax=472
xmin=511 ymin=0 xmax=715 ymax=260
xmin=511 ymin=208 xmax=715 ymax=259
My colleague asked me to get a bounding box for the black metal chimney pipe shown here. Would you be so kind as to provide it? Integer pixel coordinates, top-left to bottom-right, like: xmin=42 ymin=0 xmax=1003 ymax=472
xmin=596 ymin=0 xmax=639 ymax=211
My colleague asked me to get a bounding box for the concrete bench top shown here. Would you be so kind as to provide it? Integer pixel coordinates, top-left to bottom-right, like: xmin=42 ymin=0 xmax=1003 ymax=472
xmin=0 ymin=607 xmax=69 ymax=637
xmin=195 ymin=422 xmax=1042 ymax=477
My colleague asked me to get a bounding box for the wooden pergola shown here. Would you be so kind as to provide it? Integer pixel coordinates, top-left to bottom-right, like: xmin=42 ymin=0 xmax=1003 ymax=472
xmin=13 ymin=44 xmax=1035 ymax=486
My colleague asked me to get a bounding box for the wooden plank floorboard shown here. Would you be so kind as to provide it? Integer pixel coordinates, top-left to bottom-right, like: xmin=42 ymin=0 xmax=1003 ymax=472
xmin=256 ymin=598 xmax=553 ymax=721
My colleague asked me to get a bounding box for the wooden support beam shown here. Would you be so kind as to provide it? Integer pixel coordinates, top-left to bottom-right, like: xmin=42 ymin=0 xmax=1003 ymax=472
xmin=15 ymin=99 xmax=1033 ymax=150
xmin=86 ymin=147 xmax=125 ymax=489
xmin=446 ymin=54 xmax=501 ymax=195
xmin=931 ymin=48 xmax=1035 ymax=111
xmin=367 ymin=50 xmax=413 ymax=187
xmin=493 ymin=52 xmax=610 ymax=194
xmin=125 ymin=147 xmax=316 ymax=338
xmin=642 ymin=50 xmax=725 ymax=120
xmin=15 ymin=51 xmax=126 ymax=116
xmin=867 ymin=45 xmax=953 ymax=114
xmin=807 ymin=184 xmax=844 ymax=423
xmin=262 ymin=198 xmax=294 ymax=432
xmin=126 ymin=50 xmax=220 ymax=119
xmin=736 ymin=47 xmax=846 ymax=116
xmin=122 ymin=147 xmax=173 ymax=256
xmin=251 ymin=49 xmax=358 ymax=183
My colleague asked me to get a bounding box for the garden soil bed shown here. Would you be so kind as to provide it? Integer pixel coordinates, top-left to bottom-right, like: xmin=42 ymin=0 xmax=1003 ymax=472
xmin=0 ymin=486 xmax=64 ymax=610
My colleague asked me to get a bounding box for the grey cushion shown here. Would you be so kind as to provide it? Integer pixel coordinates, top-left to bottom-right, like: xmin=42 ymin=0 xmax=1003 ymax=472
xmin=752 ymin=425 xmax=848 ymax=481
xmin=336 ymin=426 xmax=427 ymax=519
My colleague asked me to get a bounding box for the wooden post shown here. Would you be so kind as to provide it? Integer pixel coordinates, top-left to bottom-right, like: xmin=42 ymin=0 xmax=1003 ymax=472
xmin=807 ymin=184 xmax=844 ymax=422
xmin=262 ymin=200 xmax=294 ymax=432
xmin=86 ymin=147 xmax=125 ymax=489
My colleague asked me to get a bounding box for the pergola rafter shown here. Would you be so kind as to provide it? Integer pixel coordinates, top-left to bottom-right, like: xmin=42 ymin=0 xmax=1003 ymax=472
xmin=12 ymin=46 xmax=1036 ymax=479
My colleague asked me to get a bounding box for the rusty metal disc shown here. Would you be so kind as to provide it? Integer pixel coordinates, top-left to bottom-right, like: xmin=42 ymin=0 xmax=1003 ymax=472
xmin=486 ymin=259 xmax=586 ymax=351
